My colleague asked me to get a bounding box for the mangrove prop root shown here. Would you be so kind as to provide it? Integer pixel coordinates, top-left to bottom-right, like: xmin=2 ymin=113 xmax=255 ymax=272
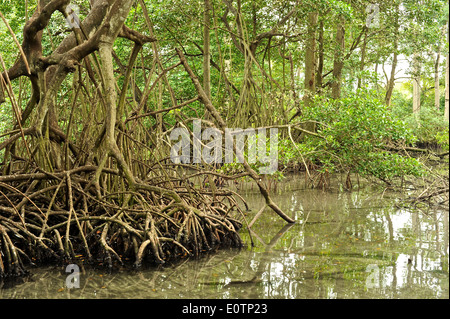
xmin=0 ymin=166 xmax=244 ymax=279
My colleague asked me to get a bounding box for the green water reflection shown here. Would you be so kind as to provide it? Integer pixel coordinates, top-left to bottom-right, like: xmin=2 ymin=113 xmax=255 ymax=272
xmin=1 ymin=174 xmax=448 ymax=298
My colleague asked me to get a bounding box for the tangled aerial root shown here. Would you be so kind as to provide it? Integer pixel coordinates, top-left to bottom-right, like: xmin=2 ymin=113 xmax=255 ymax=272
xmin=0 ymin=164 xmax=245 ymax=279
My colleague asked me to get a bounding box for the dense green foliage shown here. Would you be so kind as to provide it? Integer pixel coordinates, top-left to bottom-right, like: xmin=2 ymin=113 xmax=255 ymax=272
xmin=302 ymin=90 xmax=424 ymax=180
xmin=392 ymin=89 xmax=449 ymax=150
xmin=0 ymin=0 xmax=448 ymax=184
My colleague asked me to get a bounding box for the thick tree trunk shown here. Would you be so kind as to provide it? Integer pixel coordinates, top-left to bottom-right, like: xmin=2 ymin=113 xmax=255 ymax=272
xmin=435 ymin=51 xmax=441 ymax=111
xmin=357 ymin=30 xmax=367 ymax=89
xmin=385 ymin=8 xmax=399 ymax=106
xmin=412 ymin=53 xmax=421 ymax=115
xmin=316 ymin=19 xmax=324 ymax=91
xmin=385 ymin=43 xmax=398 ymax=106
xmin=332 ymin=16 xmax=345 ymax=99
xmin=98 ymin=0 xmax=136 ymax=185
xmin=304 ymin=11 xmax=318 ymax=106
